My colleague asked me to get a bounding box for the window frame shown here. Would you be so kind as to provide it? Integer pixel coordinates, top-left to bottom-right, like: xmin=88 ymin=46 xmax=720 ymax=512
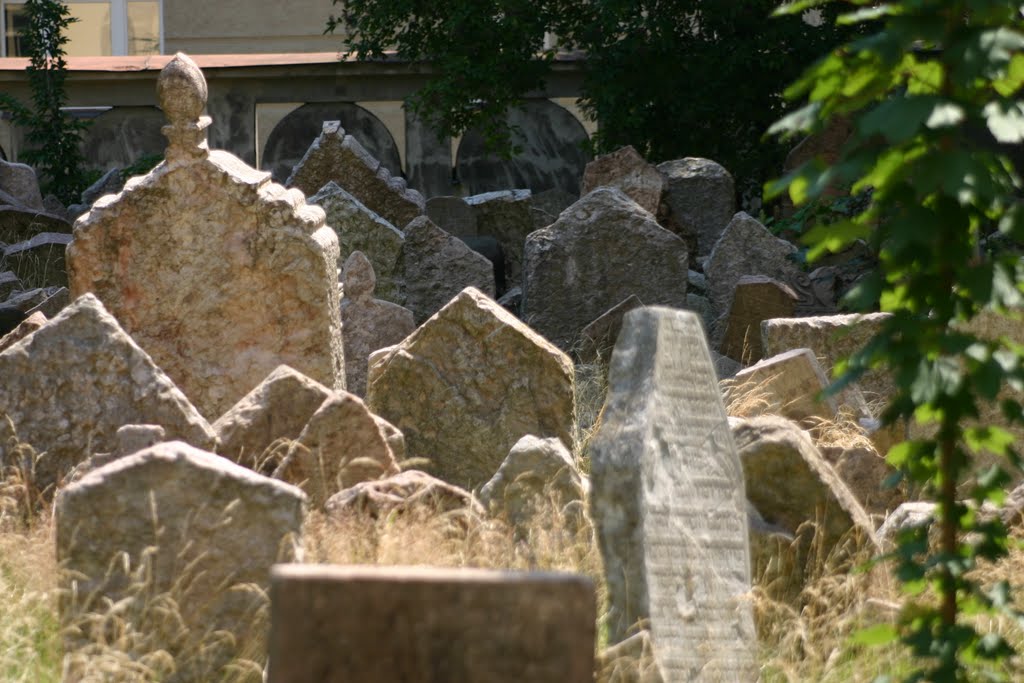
xmin=1 ymin=0 xmax=163 ymax=57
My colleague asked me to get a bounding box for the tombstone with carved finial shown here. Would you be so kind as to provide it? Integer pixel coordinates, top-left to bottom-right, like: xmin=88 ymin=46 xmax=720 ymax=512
xmin=67 ymin=53 xmax=344 ymax=420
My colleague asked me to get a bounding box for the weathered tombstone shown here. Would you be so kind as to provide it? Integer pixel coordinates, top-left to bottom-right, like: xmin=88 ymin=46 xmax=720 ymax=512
xmin=308 ymin=181 xmax=404 ymax=304
xmin=820 ymin=444 xmax=904 ymax=516
xmin=522 ymin=187 xmax=688 ymax=351
xmin=577 ymin=294 xmax=643 ymax=364
xmin=57 ymin=441 xmax=305 ymax=682
xmin=287 ymin=120 xmax=426 ymax=229
xmin=0 ymin=158 xmax=44 ymax=210
xmin=212 ymin=364 xmax=333 ymax=469
xmin=530 ymin=188 xmax=578 ymax=230
xmin=66 ymin=54 xmax=344 ymax=419
xmin=761 ymin=312 xmax=893 ymax=401
xmin=656 ymin=157 xmax=735 ymax=258
xmin=464 ymin=189 xmax=533 ymax=287
xmin=267 ymin=564 xmax=595 ymax=683
xmin=589 ymin=306 xmax=757 ymax=680
xmin=400 ymin=216 xmax=496 ymax=324
xmin=705 ymin=212 xmax=802 ymax=320
xmin=340 ymin=251 xmax=415 ymax=396
xmin=426 ymin=195 xmax=477 ymax=236
xmin=326 ymin=469 xmax=481 ymax=521
xmin=0 ymin=231 xmax=72 ymax=289
xmin=0 ymin=309 xmax=44 ymax=353
xmin=0 ymin=293 xmax=216 ymax=494
xmin=581 ymin=145 xmax=665 ymax=216
xmin=367 ymin=287 xmax=574 ymax=490
xmin=0 ymin=205 xmax=70 ymax=246
xmin=720 ymin=275 xmax=798 ymax=364
xmin=724 ymin=348 xmax=838 ymax=425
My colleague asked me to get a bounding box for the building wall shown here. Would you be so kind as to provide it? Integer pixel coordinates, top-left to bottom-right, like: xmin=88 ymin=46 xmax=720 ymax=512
xmin=164 ymin=0 xmax=343 ymax=54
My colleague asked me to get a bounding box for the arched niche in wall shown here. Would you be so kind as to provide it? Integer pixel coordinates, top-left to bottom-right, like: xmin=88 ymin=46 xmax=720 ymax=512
xmin=456 ymin=99 xmax=592 ymax=196
xmin=80 ymin=106 xmax=166 ymax=172
xmin=262 ymin=102 xmax=402 ymax=185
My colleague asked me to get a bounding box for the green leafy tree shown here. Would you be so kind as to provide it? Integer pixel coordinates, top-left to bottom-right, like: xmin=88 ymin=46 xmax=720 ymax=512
xmin=0 ymin=0 xmax=88 ymax=205
xmin=329 ymin=0 xmax=863 ymax=192
xmin=768 ymin=1 xmax=1024 ymax=679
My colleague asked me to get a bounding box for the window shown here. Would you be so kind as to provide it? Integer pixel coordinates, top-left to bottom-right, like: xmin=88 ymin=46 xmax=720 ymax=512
xmin=1 ymin=0 xmax=162 ymax=57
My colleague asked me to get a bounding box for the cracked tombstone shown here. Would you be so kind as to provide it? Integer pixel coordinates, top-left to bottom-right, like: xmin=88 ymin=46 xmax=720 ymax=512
xmin=590 ymin=306 xmax=757 ymax=682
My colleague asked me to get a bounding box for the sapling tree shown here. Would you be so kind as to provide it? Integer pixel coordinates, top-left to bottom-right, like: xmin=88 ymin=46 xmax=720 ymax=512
xmin=768 ymin=1 xmax=1024 ymax=679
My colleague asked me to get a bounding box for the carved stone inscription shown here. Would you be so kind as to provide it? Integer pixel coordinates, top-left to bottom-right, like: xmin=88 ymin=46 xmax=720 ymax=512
xmin=590 ymin=307 xmax=757 ymax=682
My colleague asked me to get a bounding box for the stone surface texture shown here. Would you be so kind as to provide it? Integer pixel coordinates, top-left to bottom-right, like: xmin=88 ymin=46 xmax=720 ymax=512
xmin=0 ymin=205 xmax=70 ymax=247
xmin=820 ymin=445 xmax=904 ymax=516
xmin=0 ymin=293 xmax=216 ymax=493
xmin=426 ymin=195 xmax=478 ymax=236
xmin=725 ymin=348 xmax=838 ymax=425
xmin=367 ymin=287 xmax=574 ymax=490
xmin=212 ymin=364 xmax=333 ymax=469
xmin=465 ymin=189 xmax=534 ymax=286
xmin=340 ymin=251 xmax=415 ymax=397
xmin=67 ymin=54 xmax=344 ymax=420
xmin=56 ymin=440 xmax=305 ymax=682
xmin=0 ymin=309 xmax=44 ymax=353
xmin=400 ymin=216 xmax=496 ymax=324
xmin=589 ymin=306 xmax=757 ymax=681
xmin=656 ymin=157 xmax=735 ymax=258
xmin=720 ymin=275 xmax=798 ymax=364
xmin=287 ymin=120 xmax=425 ymax=229
xmin=325 ymin=469 xmax=482 ymax=520
xmin=581 ymin=145 xmax=665 ymax=216
xmin=0 ymin=159 xmax=44 ymax=210
xmin=267 ymin=564 xmax=595 ymax=683
xmin=731 ymin=416 xmax=878 ymax=555
xmin=522 ymin=187 xmax=688 ymax=351
xmin=309 ymin=181 xmax=405 ymax=303
xmin=705 ymin=212 xmax=802 ymax=320
xmin=577 ymin=294 xmax=643 ymax=364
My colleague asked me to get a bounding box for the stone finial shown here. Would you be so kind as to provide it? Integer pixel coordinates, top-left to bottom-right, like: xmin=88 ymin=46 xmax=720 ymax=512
xmin=342 ymin=251 xmax=376 ymax=301
xmin=158 ymin=53 xmax=211 ymax=161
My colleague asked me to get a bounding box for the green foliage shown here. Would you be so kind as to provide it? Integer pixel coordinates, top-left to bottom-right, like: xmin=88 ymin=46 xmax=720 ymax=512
xmin=330 ymin=1 xmax=864 ymax=191
xmin=0 ymin=0 xmax=88 ymax=205
xmin=768 ymin=1 xmax=1024 ymax=680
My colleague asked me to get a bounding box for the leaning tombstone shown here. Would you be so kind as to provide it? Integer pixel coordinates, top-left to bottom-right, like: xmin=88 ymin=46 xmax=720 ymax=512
xmin=287 ymin=120 xmax=425 ymax=229
xmin=267 ymin=564 xmax=595 ymax=683
xmin=724 ymin=348 xmax=838 ymax=426
xmin=590 ymin=306 xmax=757 ymax=680
xmin=0 ymin=293 xmax=216 ymax=495
xmin=57 ymin=441 xmax=305 ymax=682
xmin=367 ymin=287 xmax=574 ymax=490
xmin=656 ymin=157 xmax=735 ymax=258
xmin=339 ymin=251 xmax=415 ymax=397
xmin=720 ymin=274 xmax=798 ymax=364
xmin=66 ymin=53 xmax=344 ymax=419
xmin=581 ymin=145 xmax=665 ymax=216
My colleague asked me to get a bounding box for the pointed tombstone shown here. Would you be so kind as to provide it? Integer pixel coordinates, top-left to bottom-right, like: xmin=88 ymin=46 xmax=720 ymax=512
xmin=56 ymin=441 xmax=305 ymax=682
xmin=308 ymin=181 xmax=405 ymax=304
xmin=581 ymin=145 xmax=665 ymax=217
xmin=522 ymin=187 xmax=688 ymax=351
xmin=287 ymin=120 xmax=425 ymax=229
xmin=340 ymin=251 xmax=415 ymax=397
xmin=66 ymin=54 xmax=344 ymax=420
xmin=589 ymin=306 xmax=757 ymax=681
xmin=367 ymin=287 xmax=574 ymax=490
xmin=656 ymin=158 xmax=736 ymax=258
xmin=400 ymin=216 xmax=496 ymax=324
xmin=212 ymin=364 xmax=334 ymax=470
xmin=0 ymin=293 xmax=216 ymax=494
xmin=268 ymin=565 xmax=596 ymax=683
xmin=720 ymin=275 xmax=798 ymax=364
xmin=277 ymin=391 xmax=400 ymax=508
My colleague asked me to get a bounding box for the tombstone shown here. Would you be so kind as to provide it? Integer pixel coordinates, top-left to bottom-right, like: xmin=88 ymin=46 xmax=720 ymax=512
xmin=340 ymin=251 xmax=415 ymax=396
xmin=731 ymin=415 xmax=878 ymax=556
xmin=530 ymin=188 xmax=578 ymax=230
xmin=724 ymin=348 xmax=838 ymax=425
xmin=581 ymin=145 xmax=665 ymax=217
xmin=577 ymin=294 xmax=643 ymax=364
xmin=367 ymin=287 xmax=574 ymax=490
xmin=0 ymin=205 xmax=70 ymax=246
xmin=287 ymin=120 xmax=425 ymax=229
xmin=212 ymin=364 xmax=333 ymax=470
xmin=705 ymin=212 xmax=803 ymax=320
xmin=0 ymin=158 xmax=43 ymax=210
xmin=656 ymin=158 xmax=736 ymax=258
xmin=465 ymin=189 xmax=533 ymax=288
xmin=308 ymin=181 xmax=405 ymax=304
xmin=66 ymin=54 xmax=344 ymax=420
xmin=426 ymin=195 xmax=477 ymax=237
xmin=277 ymin=391 xmax=400 ymax=508
xmin=761 ymin=312 xmax=894 ymax=401
xmin=522 ymin=187 xmax=688 ymax=351
xmin=0 ymin=309 xmax=44 ymax=353
xmin=400 ymin=216 xmax=496 ymax=324
xmin=1 ymin=231 xmax=72 ymax=289
xmin=326 ymin=469 xmax=482 ymax=521
xmin=589 ymin=306 xmax=757 ymax=679
xmin=267 ymin=564 xmax=595 ymax=683
xmin=0 ymin=294 xmax=216 ymax=494
xmin=720 ymin=275 xmax=798 ymax=364
xmin=57 ymin=441 xmax=305 ymax=682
